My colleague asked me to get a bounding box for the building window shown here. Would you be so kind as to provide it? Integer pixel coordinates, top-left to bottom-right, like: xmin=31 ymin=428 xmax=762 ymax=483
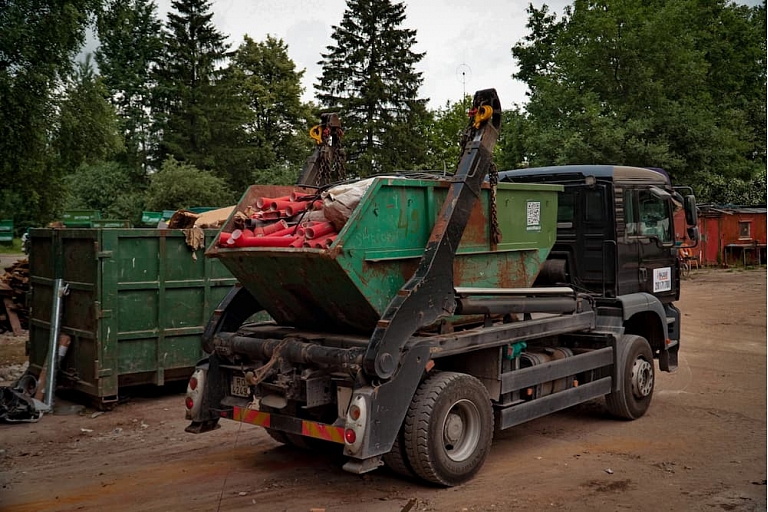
xmin=739 ymin=221 xmax=751 ymax=240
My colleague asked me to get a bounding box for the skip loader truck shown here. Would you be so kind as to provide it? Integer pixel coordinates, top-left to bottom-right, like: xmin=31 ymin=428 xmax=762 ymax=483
xmin=184 ymin=89 xmax=699 ymax=486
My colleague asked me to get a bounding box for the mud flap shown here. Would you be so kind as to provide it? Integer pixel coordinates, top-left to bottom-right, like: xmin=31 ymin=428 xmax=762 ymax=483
xmin=659 ymin=343 xmax=679 ymax=372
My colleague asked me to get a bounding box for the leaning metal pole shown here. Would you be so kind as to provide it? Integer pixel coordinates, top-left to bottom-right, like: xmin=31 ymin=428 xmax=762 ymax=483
xmin=43 ymin=278 xmax=67 ymax=409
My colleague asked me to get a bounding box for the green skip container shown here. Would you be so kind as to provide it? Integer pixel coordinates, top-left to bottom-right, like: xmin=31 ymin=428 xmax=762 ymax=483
xmin=28 ymin=228 xmax=237 ymax=405
xmin=208 ymin=177 xmax=561 ymax=334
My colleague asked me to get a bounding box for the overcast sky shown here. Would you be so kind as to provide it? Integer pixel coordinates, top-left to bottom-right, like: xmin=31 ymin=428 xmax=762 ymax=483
xmin=84 ymin=0 xmax=760 ymax=110
xmin=139 ymin=0 xmax=573 ymax=110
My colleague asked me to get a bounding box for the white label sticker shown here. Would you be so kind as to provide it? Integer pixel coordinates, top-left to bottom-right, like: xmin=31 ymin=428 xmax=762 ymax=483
xmin=526 ymin=201 xmax=541 ymax=231
xmin=653 ymin=267 xmax=672 ymax=292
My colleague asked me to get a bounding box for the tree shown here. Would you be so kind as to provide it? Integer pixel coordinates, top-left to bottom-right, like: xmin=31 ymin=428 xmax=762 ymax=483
xmin=495 ymin=107 xmax=530 ymax=171
xmin=63 ymin=161 xmax=143 ymax=222
xmin=316 ymin=0 xmax=428 ymax=176
xmin=511 ymin=0 xmax=766 ymax=203
xmin=153 ymin=0 xmax=229 ymax=170
xmin=0 ymin=0 xmax=103 ymax=228
xmin=54 ymin=54 xmax=124 ymax=173
xmin=421 ymin=98 xmax=468 ymax=171
xmin=144 ymin=157 xmax=232 ymax=210
xmin=217 ymin=35 xmax=313 ymax=191
xmin=95 ymin=0 xmax=164 ymax=179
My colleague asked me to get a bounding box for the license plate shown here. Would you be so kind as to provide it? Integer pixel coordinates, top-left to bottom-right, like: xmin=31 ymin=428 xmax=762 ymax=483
xmin=230 ymin=376 xmax=250 ymax=398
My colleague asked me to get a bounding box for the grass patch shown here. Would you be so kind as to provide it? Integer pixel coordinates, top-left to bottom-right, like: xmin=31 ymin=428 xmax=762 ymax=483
xmin=0 ymin=238 xmax=23 ymax=255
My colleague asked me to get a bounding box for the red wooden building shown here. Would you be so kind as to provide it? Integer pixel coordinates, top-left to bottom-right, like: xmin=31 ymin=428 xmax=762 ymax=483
xmin=675 ymin=206 xmax=766 ymax=266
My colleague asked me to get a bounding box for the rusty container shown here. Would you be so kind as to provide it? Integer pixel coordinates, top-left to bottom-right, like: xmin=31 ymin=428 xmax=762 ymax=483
xmin=208 ymin=178 xmax=561 ymax=333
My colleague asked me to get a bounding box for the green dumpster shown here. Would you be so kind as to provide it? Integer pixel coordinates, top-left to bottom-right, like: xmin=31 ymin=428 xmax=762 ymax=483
xmin=90 ymin=219 xmax=132 ymax=228
xmin=0 ymin=219 xmax=12 ymax=245
xmin=28 ymin=228 xmax=237 ymax=405
xmin=140 ymin=211 xmax=163 ymax=226
xmin=62 ymin=210 xmax=100 ymax=227
xmin=208 ymin=177 xmax=561 ymax=333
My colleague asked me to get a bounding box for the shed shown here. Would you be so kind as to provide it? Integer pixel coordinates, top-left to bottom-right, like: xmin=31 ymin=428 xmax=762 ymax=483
xmin=675 ymin=206 xmax=766 ymax=266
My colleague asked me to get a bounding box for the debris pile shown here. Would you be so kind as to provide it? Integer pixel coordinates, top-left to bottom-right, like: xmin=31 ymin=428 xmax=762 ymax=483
xmin=0 ymin=259 xmax=29 ymax=335
xmin=217 ymin=179 xmax=373 ymax=250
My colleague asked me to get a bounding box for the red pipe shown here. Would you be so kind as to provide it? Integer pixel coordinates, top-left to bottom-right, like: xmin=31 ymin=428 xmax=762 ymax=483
xmin=305 ymin=222 xmax=335 ymax=239
xmin=284 ymin=202 xmax=308 ymax=216
xmin=270 ymin=226 xmax=298 ymax=237
xmin=290 ymin=191 xmax=314 ymax=202
xmin=319 ymin=234 xmax=337 ymax=248
xmin=311 ymin=200 xmax=323 ymax=211
xmin=237 ymin=235 xmax=299 ymax=247
xmin=254 ymin=220 xmax=288 ymax=236
xmin=218 ymin=232 xmax=231 ymax=246
xmin=256 ymin=195 xmax=290 ymax=210
xmin=269 ymin=199 xmax=293 ymax=211
xmin=289 ymin=237 xmax=305 ymax=248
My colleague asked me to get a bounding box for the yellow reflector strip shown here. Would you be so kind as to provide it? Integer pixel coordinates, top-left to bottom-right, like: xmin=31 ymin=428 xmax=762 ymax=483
xmin=232 ymin=407 xmax=270 ymax=428
xmin=302 ymin=420 xmax=345 ymax=444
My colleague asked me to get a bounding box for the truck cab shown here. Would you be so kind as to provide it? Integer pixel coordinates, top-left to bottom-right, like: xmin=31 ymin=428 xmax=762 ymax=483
xmin=499 ymin=165 xmax=699 ymax=371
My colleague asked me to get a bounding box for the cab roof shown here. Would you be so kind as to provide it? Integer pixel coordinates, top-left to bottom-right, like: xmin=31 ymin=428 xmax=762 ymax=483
xmin=498 ymin=165 xmax=671 ymax=186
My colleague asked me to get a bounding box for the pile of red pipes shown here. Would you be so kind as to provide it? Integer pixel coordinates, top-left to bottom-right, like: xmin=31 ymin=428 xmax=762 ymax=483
xmin=217 ymin=192 xmax=338 ymax=249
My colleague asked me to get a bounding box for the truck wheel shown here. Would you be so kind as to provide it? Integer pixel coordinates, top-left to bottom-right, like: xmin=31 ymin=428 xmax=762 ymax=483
xmin=403 ymin=372 xmax=493 ymax=486
xmin=606 ymin=335 xmax=655 ymax=420
xmin=383 ymin=428 xmax=416 ymax=478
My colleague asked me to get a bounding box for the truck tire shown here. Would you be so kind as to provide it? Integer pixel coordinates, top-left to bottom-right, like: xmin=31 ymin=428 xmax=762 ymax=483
xmin=383 ymin=428 xmax=416 ymax=478
xmin=606 ymin=335 xmax=655 ymax=420
xmin=403 ymin=372 xmax=493 ymax=486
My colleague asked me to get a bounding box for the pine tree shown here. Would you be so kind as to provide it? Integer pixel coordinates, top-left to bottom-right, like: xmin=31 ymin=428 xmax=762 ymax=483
xmin=95 ymin=0 xmax=163 ymax=179
xmin=316 ymin=0 xmax=428 ymax=176
xmin=153 ymin=0 xmax=229 ymax=170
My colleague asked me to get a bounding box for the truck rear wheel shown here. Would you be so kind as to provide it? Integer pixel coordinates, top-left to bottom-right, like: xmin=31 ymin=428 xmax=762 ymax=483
xmin=606 ymin=335 xmax=655 ymax=420
xmin=403 ymin=372 xmax=493 ymax=486
xmin=383 ymin=428 xmax=416 ymax=478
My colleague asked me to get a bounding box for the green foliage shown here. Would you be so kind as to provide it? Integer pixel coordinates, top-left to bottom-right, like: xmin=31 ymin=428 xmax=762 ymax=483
xmin=145 ymin=157 xmax=232 ymax=210
xmin=0 ymin=0 xmax=104 ymax=227
xmin=95 ymin=0 xmax=164 ymax=180
xmin=218 ymin=35 xmax=313 ymax=191
xmin=317 ymin=0 xmax=428 ymax=176
xmin=153 ymin=0 xmax=229 ymax=170
xmin=421 ymin=98 xmax=469 ymax=171
xmin=63 ymin=161 xmax=143 ymax=221
xmin=495 ymin=108 xmax=530 ymax=171
xmin=512 ymin=0 xmax=766 ymax=203
xmin=55 ymin=55 xmax=124 ymax=173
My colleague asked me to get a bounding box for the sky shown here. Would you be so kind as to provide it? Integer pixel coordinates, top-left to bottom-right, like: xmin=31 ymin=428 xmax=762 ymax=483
xmin=137 ymin=0 xmax=572 ymax=110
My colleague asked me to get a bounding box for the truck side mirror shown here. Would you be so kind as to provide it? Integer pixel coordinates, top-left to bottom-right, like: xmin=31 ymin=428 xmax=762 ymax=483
xmin=687 ymin=226 xmax=699 ymax=243
xmin=684 ymin=195 xmax=697 ymax=227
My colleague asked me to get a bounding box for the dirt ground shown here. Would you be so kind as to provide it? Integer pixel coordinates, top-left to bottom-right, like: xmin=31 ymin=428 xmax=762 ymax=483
xmin=0 ymin=268 xmax=765 ymax=512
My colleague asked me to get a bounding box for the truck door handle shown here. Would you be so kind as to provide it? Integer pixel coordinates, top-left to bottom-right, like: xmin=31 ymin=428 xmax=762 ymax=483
xmin=640 ymin=268 xmax=647 ymax=281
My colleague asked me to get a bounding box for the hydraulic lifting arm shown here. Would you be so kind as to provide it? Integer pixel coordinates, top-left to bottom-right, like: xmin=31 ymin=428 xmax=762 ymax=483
xmin=296 ymin=113 xmax=347 ymax=187
xmin=362 ymin=89 xmax=502 ymax=380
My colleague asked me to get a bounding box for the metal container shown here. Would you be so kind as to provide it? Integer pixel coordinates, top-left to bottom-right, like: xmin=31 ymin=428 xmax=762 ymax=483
xmin=0 ymin=219 xmax=13 ymax=244
xmin=28 ymin=228 xmax=237 ymax=405
xmin=209 ymin=177 xmax=561 ymax=333
xmin=62 ymin=210 xmax=101 ymax=227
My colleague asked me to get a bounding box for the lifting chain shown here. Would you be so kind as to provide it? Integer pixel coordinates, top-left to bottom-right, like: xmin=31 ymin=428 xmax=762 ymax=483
xmin=488 ymin=161 xmax=501 ymax=245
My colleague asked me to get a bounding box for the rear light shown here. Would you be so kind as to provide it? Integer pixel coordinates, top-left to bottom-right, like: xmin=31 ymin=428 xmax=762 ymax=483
xmin=185 ymin=396 xmax=194 ymax=409
xmin=189 ymin=376 xmax=198 ymax=391
xmin=349 ymin=404 xmax=361 ymax=420
xmin=344 ymin=428 xmax=356 ymax=444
